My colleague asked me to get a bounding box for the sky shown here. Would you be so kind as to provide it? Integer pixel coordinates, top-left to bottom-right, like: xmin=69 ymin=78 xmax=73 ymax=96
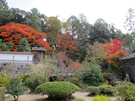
xmin=6 ymin=0 xmax=135 ymax=33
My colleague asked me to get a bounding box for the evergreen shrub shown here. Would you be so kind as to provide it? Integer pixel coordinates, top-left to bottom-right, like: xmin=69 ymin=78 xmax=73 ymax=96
xmin=35 ymin=81 xmax=81 ymax=100
xmin=98 ymin=85 xmax=114 ymax=96
xmin=86 ymin=86 xmax=100 ymax=96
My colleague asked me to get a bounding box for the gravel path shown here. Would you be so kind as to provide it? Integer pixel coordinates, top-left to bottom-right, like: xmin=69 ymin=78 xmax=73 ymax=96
xmin=5 ymin=92 xmax=117 ymax=101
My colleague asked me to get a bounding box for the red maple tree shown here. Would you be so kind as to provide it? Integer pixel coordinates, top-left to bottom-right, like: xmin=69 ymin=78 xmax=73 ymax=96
xmin=0 ymin=23 xmax=51 ymax=51
xmin=102 ymin=39 xmax=129 ymax=67
xmin=57 ymin=32 xmax=78 ymax=55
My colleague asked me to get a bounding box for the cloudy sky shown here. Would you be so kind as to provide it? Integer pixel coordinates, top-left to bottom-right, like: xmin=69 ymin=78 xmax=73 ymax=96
xmin=6 ymin=0 xmax=135 ymax=33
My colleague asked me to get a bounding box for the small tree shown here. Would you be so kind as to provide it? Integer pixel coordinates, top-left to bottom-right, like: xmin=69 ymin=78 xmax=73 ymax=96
xmin=18 ymin=38 xmax=31 ymax=52
xmin=6 ymin=78 xmax=28 ymax=101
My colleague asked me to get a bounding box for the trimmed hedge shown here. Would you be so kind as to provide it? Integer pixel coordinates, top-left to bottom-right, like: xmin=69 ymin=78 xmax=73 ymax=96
xmin=86 ymin=86 xmax=100 ymax=95
xmin=0 ymin=87 xmax=6 ymax=101
xmin=98 ymin=85 xmax=114 ymax=96
xmin=35 ymin=81 xmax=81 ymax=100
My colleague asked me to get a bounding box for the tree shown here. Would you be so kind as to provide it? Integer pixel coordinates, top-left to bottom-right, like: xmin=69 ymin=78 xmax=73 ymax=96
xmin=89 ymin=18 xmax=110 ymax=44
xmin=6 ymin=78 xmax=27 ymax=101
xmin=0 ymin=23 xmax=51 ymax=51
xmin=124 ymin=8 xmax=135 ymax=33
xmin=10 ymin=8 xmax=30 ymax=25
xmin=57 ymin=32 xmax=79 ymax=60
xmin=102 ymin=39 xmax=129 ymax=71
xmin=86 ymin=41 xmax=108 ymax=65
xmin=43 ymin=16 xmax=62 ymax=47
xmin=0 ymin=0 xmax=8 ymax=10
xmin=29 ymin=8 xmax=42 ymax=32
xmin=18 ymin=38 xmax=31 ymax=52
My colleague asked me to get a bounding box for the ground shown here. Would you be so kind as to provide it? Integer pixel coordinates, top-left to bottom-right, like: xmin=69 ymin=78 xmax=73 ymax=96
xmin=5 ymin=90 xmax=117 ymax=101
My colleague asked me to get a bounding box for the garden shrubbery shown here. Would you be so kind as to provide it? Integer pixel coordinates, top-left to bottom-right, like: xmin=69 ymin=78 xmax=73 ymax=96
xmin=25 ymin=75 xmax=48 ymax=93
xmin=35 ymin=81 xmax=81 ymax=100
xmin=114 ymin=81 xmax=135 ymax=101
xmin=86 ymin=86 xmax=100 ymax=96
xmin=98 ymin=85 xmax=114 ymax=96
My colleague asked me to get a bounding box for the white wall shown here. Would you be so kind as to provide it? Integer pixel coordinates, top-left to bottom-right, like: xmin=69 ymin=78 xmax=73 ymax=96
xmin=0 ymin=54 xmax=33 ymax=61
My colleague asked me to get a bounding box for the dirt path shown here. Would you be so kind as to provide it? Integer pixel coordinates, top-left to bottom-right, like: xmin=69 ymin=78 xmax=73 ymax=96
xmin=5 ymin=92 xmax=117 ymax=101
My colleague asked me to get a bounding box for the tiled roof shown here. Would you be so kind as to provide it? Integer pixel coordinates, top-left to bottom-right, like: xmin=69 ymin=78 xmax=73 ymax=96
xmin=0 ymin=51 xmax=33 ymax=55
xmin=119 ymin=52 xmax=135 ymax=61
xmin=31 ymin=47 xmax=46 ymax=51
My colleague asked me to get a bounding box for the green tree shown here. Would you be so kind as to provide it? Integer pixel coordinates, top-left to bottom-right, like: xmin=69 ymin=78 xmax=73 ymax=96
xmin=0 ymin=0 xmax=8 ymax=10
xmin=29 ymin=9 xmax=42 ymax=32
xmin=18 ymin=38 xmax=31 ymax=52
xmin=10 ymin=8 xmax=30 ymax=25
xmin=89 ymin=18 xmax=110 ymax=44
xmin=43 ymin=16 xmax=62 ymax=47
xmin=6 ymin=78 xmax=28 ymax=101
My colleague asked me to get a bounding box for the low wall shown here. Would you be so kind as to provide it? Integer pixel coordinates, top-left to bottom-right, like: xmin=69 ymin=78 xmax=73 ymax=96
xmin=0 ymin=62 xmax=32 ymax=77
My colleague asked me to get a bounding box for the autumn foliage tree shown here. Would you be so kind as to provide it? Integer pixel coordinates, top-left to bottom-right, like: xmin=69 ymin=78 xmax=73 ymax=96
xmin=57 ymin=32 xmax=79 ymax=60
xmin=102 ymin=39 xmax=129 ymax=71
xmin=0 ymin=23 xmax=51 ymax=51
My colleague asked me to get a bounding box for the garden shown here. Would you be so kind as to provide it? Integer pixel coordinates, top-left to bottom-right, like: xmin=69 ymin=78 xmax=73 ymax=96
xmin=1 ymin=39 xmax=135 ymax=101
xmin=0 ymin=1 xmax=135 ymax=100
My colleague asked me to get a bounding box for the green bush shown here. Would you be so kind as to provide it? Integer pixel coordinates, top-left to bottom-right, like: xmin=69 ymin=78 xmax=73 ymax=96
xmin=0 ymin=87 xmax=6 ymax=101
xmin=99 ymin=85 xmax=114 ymax=96
xmin=75 ymin=98 xmax=86 ymax=101
xmin=6 ymin=78 xmax=28 ymax=101
xmin=70 ymin=77 xmax=82 ymax=87
xmin=86 ymin=86 xmax=100 ymax=96
xmin=103 ymin=72 xmax=116 ymax=86
xmin=35 ymin=82 xmax=81 ymax=100
xmin=25 ymin=75 xmax=48 ymax=93
xmin=92 ymin=95 xmax=111 ymax=101
xmin=81 ymin=57 xmax=104 ymax=86
xmin=113 ymin=81 xmax=135 ymax=101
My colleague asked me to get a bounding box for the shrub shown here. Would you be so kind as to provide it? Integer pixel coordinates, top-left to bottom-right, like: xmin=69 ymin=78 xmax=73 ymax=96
xmin=70 ymin=77 xmax=82 ymax=87
xmin=86 ymin=86 xmax=100 ymax=96
xmin=92 ymin=95 xmax=111 ymax=101
xmin=103 ymin=72 xmax=115 ymax=85
xmin=25 ymin=75 xmax=48 ymax=93
xmin=35 ymin=81 xmax=81 ymax=100
xmin=98 ymin=85 xmax=114 ymax=96
xmin=0 ymin=70 xmax=11 ymax=87
xmin=0 ymin=87 xmax=6 ymax=101
xmin=81 ymin=57 xmax=104 ymax=86
xmin=75 ymin=98 xmax=86 ymax=101
xmin=113 ymin=81 xmax=135 ymax=101
xmin=6 ymin=78 xmax=28 ymax=101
